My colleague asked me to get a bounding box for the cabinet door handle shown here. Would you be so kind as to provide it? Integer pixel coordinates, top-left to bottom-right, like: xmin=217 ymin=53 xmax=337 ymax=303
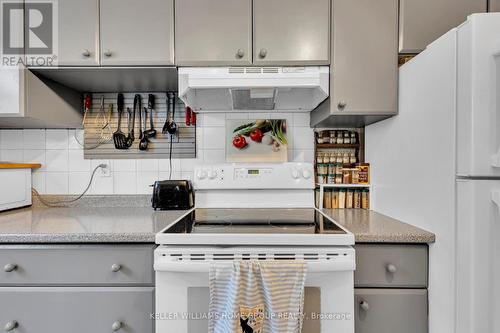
xmin=236 ymin=49 xmax=245 ymax=59
xmin=359 ymin=301 xmax=370 ymax=311
xmin=82 ymin=49 xmax=91 ymax=57
xmin=337 ymin=101 xmax=347 ymax=111
xmin=259 ymin=48 xmax=267 ymax=58
xmin=386 ymin=264 xmax=397 ymax=274
xmin=4 ymin=320 xmax=18 ymax=331
xmin=104 ymin=50 xmax=112 ymax=57
xmin=3 ymin=263 xmax=17 ymax=272
xmin=111 ymin=264 xmax=122 ymax=272
xmin=111 ymin=321 xmax=122 ymax=331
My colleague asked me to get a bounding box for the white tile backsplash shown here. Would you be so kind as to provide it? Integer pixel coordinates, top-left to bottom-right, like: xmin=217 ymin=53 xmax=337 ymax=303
xmin=1 ymin=113 xmax=314 ymax=194
xmin=1 ymin=130 xmax=23 ymax=150
xmin=46 ymin=130 xmax=69 ymax=149
xmin=23 ymin=130 xmax=46 ymax=150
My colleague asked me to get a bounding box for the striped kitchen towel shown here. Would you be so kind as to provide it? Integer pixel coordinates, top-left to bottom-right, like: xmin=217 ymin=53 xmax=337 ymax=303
xmin=209 ymin=260 xmax=307 ymax=333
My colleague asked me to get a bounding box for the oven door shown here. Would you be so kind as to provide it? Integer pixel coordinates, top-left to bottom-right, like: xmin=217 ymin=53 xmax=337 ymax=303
xmin=154 ymin=246 xmax=355 ymax=333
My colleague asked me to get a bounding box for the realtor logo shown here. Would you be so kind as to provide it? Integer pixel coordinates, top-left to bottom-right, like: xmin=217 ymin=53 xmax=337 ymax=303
xmin=1 ymin=0 xmax=58 ymax=66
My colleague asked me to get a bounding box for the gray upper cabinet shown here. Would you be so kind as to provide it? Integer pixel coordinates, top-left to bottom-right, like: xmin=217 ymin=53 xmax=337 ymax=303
xmin=310 ymin=0 xmax=398 ymax=127
xmin=331 ymin=0 xmax=398 ymax=115
xmin=100 ymin=0 xmax=174 ymax=66
xmin=490 ymin=0 xmax=500 ymax=11
xmin=253 ymin=0 xmax=330 ymax=65
xmin=57 ymin=0 xmax=99 ymax=66
xmin=399 ymin=0 xmax=487 ymax=53
xmin=175 ymin=0 xmax=252 ymax=66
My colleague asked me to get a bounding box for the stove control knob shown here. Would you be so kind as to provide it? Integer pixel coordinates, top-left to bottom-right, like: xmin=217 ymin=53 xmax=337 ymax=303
xmin=302 ymin=169 xmax=312 ymax=179
xmin=208 ymin=169 xmax=217 ymax=179
xmin=196 ymin=170 xmax=207 ymax=180
xmin=292 ymin=170 xmax=300 ymax=179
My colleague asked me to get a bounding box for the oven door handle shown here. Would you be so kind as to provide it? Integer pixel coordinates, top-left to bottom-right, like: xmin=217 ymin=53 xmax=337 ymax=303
xmin=154 ymin=260 xmax=355 ymax=273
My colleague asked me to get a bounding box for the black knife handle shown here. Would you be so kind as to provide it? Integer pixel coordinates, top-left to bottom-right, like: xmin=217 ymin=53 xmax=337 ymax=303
xmin=148 ymin=94 xmax=155 ymax=110
xmin=117 ymin=93 xmax=124 ymax=112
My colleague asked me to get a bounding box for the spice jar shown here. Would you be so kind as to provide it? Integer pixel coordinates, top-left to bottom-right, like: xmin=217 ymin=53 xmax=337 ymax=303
xmin=324 ymin=189 xmax=333 ymax=209
xmin=342 ymin=152 xmax=350 ymax=164
xmin=332 ymin=189 xmax=339 ymax=209
xmin=361 ymin=189 xmax=370 ymax=209
xmin=350 ymin=132 xmax=357 ymax=144
xmin=329 ymin=131 xmax=336 ymax=144
xmin=346 ymin=189 xmax=354 ymax=209
xmin=352 ymin=168 xmax=360 ymax=184
xmin=344 ymin=131 xmax=351 ymax=144
xmin=335 ymin=173 xmax=343 ymax=184
xmin=342 ymin=169 xmax=352 ymax=184
xmin=349 ymin=152 xmax=357 ymax=164
xmin=327 ymin=174 xmax=335 ymax=184
xmin=336 ymin=131 xmax=344 ymax=144
xmin=317 ymin=163 xmax=328 ymax=174
xmin=328 ymin=163 xmax=335 ymax=175
xmin=315 ymin=188 xmax=320 ymax=208
xmin=317 ymin=174 xmax=327 ymax=184
xmin=338 ymin=189 xmax=346 ymax=209
xmin=354 ymin=190 xmax=361 ymax=208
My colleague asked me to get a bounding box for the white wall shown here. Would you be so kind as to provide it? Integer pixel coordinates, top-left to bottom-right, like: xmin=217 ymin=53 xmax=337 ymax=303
xmin=0 ymin=112 xmax=314 ymax=195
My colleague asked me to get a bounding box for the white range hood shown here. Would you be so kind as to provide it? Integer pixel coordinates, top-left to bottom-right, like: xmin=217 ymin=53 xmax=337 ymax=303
xmin=178 ymin=66 xmax=329 ymax=112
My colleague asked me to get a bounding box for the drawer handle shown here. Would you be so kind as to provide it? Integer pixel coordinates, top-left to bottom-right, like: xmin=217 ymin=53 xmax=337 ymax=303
xmin=82 ymin=49 xmax=91 ymax=57
xmin=386 ymin=264 xmax=397 ymax=274
xmin=259 ymin=48 xmax=267 ymax=58
xmin=337 ymin=101 xmax=347 ymax=111
xmin=111 ymin=264 xmax=122 ymax=272
xmin=104 ymin=50 xmax=112 ymax=57
xmin=3 ymin=263 xmax=17 ymax=272
xmin=111 ymin=321 xmax=122 ymax=331
xmin=4 ymin=320 xmax=18 ymax=331
xmin=359 ymin=301 xmax=370 ymax=311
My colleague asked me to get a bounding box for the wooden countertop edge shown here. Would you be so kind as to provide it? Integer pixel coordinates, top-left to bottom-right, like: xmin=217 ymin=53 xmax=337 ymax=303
xmin=0 ymin=163 xmax=42 ymax=169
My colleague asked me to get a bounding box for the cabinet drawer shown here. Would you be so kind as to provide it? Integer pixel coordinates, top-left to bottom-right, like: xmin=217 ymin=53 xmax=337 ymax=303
xmin=355 ymin=244 xmax=428 ymax=288
xmin=355 ymin=289 xmax=428 ymax=333
xmin=0 ymin=287 xmax=153 ymax=333
xmin=0 ymin=245 xmax=154 ymax=285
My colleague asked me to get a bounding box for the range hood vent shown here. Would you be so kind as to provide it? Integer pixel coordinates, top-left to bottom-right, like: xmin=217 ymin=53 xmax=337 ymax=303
xmin=178 ymin=67 xmax=329 ymax=113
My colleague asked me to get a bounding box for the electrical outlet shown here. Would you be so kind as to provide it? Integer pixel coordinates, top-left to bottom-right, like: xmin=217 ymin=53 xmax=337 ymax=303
xmin=99 ymin=161 xmax=111 ymax=177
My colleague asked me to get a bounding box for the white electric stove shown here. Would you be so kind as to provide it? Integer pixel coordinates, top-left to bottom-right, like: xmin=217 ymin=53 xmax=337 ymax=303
xmin=154 ymin=163 xmax=355 ymax=333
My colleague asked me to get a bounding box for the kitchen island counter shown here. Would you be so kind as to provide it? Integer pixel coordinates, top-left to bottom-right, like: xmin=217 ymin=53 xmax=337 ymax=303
xmin=322 ymin=209 xmax=435 ymax=243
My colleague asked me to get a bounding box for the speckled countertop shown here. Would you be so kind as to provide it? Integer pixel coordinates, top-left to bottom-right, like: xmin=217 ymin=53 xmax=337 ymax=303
xmin=0 ymin=206 xmax=189 ymax=243
xmin=322 ymin=209 xmax=435 ymax=243
xmin=0 ymin=195 xmax=434 ymax=244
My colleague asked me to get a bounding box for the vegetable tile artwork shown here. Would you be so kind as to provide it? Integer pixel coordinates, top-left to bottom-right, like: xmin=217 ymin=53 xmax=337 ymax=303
xmin=226 ymin=119 xmax=288 ymax=163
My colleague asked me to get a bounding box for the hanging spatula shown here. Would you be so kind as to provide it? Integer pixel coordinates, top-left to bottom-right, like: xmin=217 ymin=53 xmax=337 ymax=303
xmin=113 ymin=93 xmax=128 ymax=149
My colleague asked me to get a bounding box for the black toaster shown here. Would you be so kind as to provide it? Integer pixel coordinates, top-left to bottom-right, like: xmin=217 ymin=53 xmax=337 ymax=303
xmin=152 ymin=180 xmax=194 ymax=210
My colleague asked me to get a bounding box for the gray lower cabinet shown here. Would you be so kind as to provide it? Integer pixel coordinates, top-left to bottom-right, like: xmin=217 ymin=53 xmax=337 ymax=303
xmin=175 ymin=0 xmax=252 ymax=66
xmin=355 ymin=289 xmax=428 ymax=333
xmin=0 ymin=287 xmax=153 ymax=333
xmin=57 ymin=0 xmax=99 ymax=66
xmin=253 ymin=0 xmax=330 ymax=65
xmin=399 ymin=0 xmax=487 ymax=53
xmin=354 ymin=244 xmax=428 ymax=288
xmin=354 ymin=244 xmax=429 ymax=333
xmin=100 ymin=0 xmax=174 ymax=65
xmin=0 ymin=244 xmax=154 ymax=285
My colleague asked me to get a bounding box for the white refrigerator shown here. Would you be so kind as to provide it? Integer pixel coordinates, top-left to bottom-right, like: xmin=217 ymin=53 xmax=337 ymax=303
xmin=366 ymin=13 xmax=500 ymax=333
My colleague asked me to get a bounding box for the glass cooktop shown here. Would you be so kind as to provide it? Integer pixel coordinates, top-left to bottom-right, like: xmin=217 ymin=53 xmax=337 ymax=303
xmin=162 ymin=208 xmax=347 ymax=235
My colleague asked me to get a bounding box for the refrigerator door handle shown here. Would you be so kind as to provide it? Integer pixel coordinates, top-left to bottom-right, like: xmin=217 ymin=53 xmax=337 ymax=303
xmin=491 ymin=190 xmax=500 ymax=213
xmin=493 ymin=51 xmax=500 ymax=167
